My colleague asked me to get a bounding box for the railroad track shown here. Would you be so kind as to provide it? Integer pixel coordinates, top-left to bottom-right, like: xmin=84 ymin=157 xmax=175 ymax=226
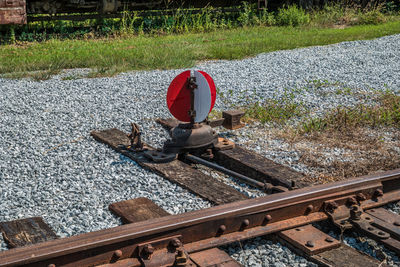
xmin=0 ymin=113 xmax=399 ymax=266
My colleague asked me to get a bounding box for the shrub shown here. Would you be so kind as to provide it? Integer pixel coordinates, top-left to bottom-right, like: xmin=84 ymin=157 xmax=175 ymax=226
xmin=356 ymin=10 xmax=387 ymax=25
xmin=276 ymin=5 xmax=310 ymax=26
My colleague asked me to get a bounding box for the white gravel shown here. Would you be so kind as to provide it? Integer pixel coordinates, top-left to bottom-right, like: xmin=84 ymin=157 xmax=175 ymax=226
xmin=1 ymin=33 xmax=400 ymax=265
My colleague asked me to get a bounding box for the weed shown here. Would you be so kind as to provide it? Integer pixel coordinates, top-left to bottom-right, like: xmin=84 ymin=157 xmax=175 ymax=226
xmin=276 ymin=5 xmax=310 ymax=26
xmin=335 ymin=87 xmax=353 ymax=95
xmin=357 ymin=9 xmax=387 ymax=25
xmin=2 ymin=69 xmax=59 ymax=81
xmin=243 ymin=97 xmax=305 ymax=124
xmin=87 ymin=66 xmax=121 ymax=78
xmin=300 ymin=91 xmax=400 ymax=133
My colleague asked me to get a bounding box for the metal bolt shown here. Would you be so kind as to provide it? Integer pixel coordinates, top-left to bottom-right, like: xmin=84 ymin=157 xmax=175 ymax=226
xmin=356 ymin=193 xmax=366 ymax=201
xmin=113 ymin=250 xmax=123 ymax=259
xmin=170 ymin=238 xmax=182 ymax=248
xmin=326 ymin=201 xmax=338 ymax=212
xmin=242 ymin=219 xmax=250 ymax=228
xmin=177 ymin=249 xmax=184 ymax=257
xmin=175 ymin=248 xmax=188 ymax=266
xmin=48 ymin=265 xmax=56 ymax=267
xmin=305 ymin=240 xmax=314 ymax=248
xmin=394 ymin=221 xmax=400 ymax=226
xmin=347 ymin=197 xmax=357 ymax=206
xmin=305 ymin=205 xmax=313 ymax=214
xmin=374 ymin=189 xmax=383 ymax=197
xmin=218 ymin=224 xmax=227 ymax=233
xmin=325 ymin=237 xmax=334 ymax=243
xmin=143 ymin=244 xmax=154 ymax=255
xmin=350 ymin=205 xmax=362 ymax=220
xmin=264 ymin=214 xmax=272 ymax=224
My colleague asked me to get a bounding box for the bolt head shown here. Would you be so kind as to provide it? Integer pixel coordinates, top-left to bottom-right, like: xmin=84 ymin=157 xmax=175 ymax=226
xmin=356 ymin=193 xmax=366 ymax=201
xmin=305 ymin=204 xmax=313 ymax=214
xmin=170 ymin=238 xmax=182 ymax=248
xmin=265 ymin=214 xmax=272 ymax=222
xmin=242 ymin=219 xmax=250 ymax=227
xmin=113 ymin=249 xmax=123 ymax=259
xmin=325 ymin=237 xmax=334 ymax=243
xmin=143 ymin=244 xmax=154 ymax=255
xmin=347 ymin=197 xmax=357 ymax=205
xmin=326 ymin=201 xmax=338 ymax=212
xmin=306 ymin=240 xmax=314 ymax=248
xmin=219 ymin=224 xmax=227 ymax=232
xmin=374 ymin=189 xmax=384 ymax=197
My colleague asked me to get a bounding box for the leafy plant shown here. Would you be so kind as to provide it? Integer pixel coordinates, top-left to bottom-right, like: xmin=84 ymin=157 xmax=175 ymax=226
xmin=276 ymin=5 xmax=310 ymax=26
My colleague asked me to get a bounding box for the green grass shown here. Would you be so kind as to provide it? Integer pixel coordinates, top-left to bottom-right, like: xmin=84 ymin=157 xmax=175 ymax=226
xmin=244 ymin=99 xmax=305 ymax=124
xmin=1 ymin=20 xmax=400 ymax=76
xmin=300 ymin=91 xmax=400 ymax=133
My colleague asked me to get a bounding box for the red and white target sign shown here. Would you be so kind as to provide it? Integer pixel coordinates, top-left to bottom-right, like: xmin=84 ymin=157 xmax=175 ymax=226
xmin=167 ymin=70 xmax=216 ymax=123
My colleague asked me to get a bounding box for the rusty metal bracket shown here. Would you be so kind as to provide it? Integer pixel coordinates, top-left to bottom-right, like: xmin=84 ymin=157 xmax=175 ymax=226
xmin=128 ymin=123 xmax=144 ymax=151
xmin=214 ymin=137 xmax=235 ymax=151
xmin=350 ymin=211 xmax=390 ymax=240
xmin=187 ymin=76 xmax=197 ymax=125
xmin=326 ymin=196 xmax=400 ymax=254
xmin=137 ymin=235 xmax=194 ymax=267
xmin=279 ymin=224 xmax=341 ymax=256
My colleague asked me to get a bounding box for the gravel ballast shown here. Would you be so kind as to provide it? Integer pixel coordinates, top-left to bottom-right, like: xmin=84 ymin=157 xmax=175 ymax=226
xmin=1 ymin=34 xmax=400 ymax=265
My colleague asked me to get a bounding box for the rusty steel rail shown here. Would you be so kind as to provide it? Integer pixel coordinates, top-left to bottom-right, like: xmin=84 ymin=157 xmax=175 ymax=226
xmin=1 ymin=169 xmax=400 ymax=266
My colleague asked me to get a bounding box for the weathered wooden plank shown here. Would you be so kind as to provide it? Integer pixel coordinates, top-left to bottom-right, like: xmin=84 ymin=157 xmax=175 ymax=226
xmin=311 ymin=244 xmax=386 ymax=267
xmin=214 ymin=146 xmax=309 ymax=189
xmin=0 ymin=217 xmax=57 ymax=248
xmin=91 ymin=129 xmax=248 ymax=205
xmin=109 ymin=197 xmax=170 ymax=224
xmin=189 ymin=247 xmax=243 ymax=267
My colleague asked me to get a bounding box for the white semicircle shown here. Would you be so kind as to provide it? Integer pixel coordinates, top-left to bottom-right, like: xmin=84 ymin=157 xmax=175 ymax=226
xmin=193 ymin=70 xmax=212 ymax=123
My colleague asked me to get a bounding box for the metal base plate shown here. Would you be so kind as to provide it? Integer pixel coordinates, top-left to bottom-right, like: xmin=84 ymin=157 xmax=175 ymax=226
xmin=164 ymin=123 xmax=218 ymax=154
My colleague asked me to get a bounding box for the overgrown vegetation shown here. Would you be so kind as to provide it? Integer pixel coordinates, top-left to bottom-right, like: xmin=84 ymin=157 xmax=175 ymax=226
xmin=0 ymin=1 xmax=399 ymax=44
xmin=240 ymin=84 xmax=400 ymax=131
xmin=300 ymin=91 xmax=400 ymax=133
xmin=237 ymin=86 xmax=400 ymax=183
xmin=1 ymin=21 xmax=400 ymax=77
xmin=276 ymin=5 xmax=310 ymax=26
xmin=243 ymin=91 xmax=305 ymax=124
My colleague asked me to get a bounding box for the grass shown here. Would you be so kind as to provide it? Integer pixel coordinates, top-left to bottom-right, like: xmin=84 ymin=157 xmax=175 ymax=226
xmin=243 ymin=97 xmax=305 ymax=124
xmin=300 ymin=91 xmax=400 ymax=133
xmin=1 ymin=20 xmax=400 ymax=77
